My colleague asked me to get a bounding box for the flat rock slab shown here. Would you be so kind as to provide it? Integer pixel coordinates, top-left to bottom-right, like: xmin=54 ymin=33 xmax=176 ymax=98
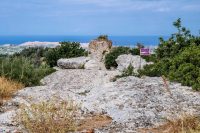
xmin=0 ymin=69 xmax=200 ymax=132
xmin=57 ymin=56 xmax=90 ymax=69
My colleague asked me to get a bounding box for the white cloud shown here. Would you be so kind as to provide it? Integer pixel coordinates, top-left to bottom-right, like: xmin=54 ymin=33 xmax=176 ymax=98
xmin=181 ymin=5 xmax=200 ymax=11
xmin=66 ymin=0 xmax=172 ymax=12
xmin=1 ymin=0 xmax=200 ymax=18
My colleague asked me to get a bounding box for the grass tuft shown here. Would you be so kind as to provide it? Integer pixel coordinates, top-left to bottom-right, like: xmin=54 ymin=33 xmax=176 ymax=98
xmin=164 ymin=114 xmax=200 ymax=133
xmin=139 ymin=114 xmax=200 ymax=133
xmin=16 ymin=98 xmax=79 ymax=133
xmin=0 ymin=77 xmax=24 ymax=99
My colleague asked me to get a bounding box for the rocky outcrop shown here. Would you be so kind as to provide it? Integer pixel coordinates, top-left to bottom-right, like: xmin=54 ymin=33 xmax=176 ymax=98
xmin=57 ymin=40 xmax=112 ymax=70
xmin=0 ymin=69 xmax=200 ymax=132
xmin=116 ymin=54 xmax=153 ymax=73
xmin=57 ymin=56 xmax=90 ymax=69
xmin=84 ymin=60 xmax=106 ymax=70
xmin=88 ymin=40 xmax=112 ymax=62
xmin=84 ymin=60 xmax=100 ymax=70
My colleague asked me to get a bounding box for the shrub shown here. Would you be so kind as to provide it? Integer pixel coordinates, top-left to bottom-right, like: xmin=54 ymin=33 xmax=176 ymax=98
xmin=130 ymin=48 xmax=140 ymax=55
xmin=0 ymin=54 xmax=8 ymax=58
xmin=105 ymin=47 xmax=131 ymax=69
xmin=13 ymin=47 xmax=49 ymax=58
xmin=97 ymin=35 xmax=109 ymax=41
xmin=105 ymin=46 xmax=154 ymax=70
xmin=113 ymin=65 xmax=137 ymax=81
xmin=0 ymin=77 xmax=24 ymax=99
xmin=45 ymin=42 xmax=87 ymax=67
xmin=138 ymin=58 xmax=171 ymax=77
xmin=139 ymin=18 xmax=200 ymax=91
xmin=0 ymin=57 xmax=55 ymax=87
xmin=16 ymin=99 xmax=79 ymax=133
xmin=13 ymin=47 xmax=50 ymax=67
xmin=121 ymin=64 xmax=137 ymax=77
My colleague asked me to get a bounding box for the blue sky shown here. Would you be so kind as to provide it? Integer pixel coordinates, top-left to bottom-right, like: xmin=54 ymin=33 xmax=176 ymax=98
xmin=1 ymin=0 xmax=200 ymax=36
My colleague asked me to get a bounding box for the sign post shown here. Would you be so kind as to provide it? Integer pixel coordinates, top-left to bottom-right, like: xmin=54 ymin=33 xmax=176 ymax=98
xmin=139 ymin=48 xmax=151 ymax=69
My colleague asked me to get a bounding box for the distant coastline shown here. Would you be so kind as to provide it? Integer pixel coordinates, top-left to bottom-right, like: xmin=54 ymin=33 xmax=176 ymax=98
xmin=0 ymin=41 xmax=90 ymax=55
xmin=0 ymin=35 xmax=163 ymax=55
xmin=0 ymin=35 xmax=169 ymax=46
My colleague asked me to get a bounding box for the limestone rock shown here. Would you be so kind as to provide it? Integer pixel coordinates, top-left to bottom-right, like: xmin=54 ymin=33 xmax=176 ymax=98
xmin=84 ymin=60 xmax=106 ymax=70
xmin=88 ymin=40 xmax=112 ymax=62
xmin=57 ymin=56 xmax=90 ymax=69
xmin=0 ymin=69 xmax=200 ymax=132
xmin=116 ymin=54 xmax=153 ymax=73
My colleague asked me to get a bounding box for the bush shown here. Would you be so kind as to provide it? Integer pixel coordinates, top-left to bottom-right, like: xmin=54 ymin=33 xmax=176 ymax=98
xmin=13 ymin=47 xmax=49 ymax=58
xmin=113 ymin=65 xmax=137 ymax=81
xmin=130 ymin=48 xmax=140 ymax=55
xmin=139 ymin=18 xmax=200 ymax=91
xmin=13 ymin=47 xmax=50 ymax=67
xmin=97 ymin=35 xmax=109 ymax=41
xmin=0 ymin=77 xmax=24 ymax=99
xmin=105 ymin=46 xmax=154 ymax=70
xmin=0 ymin=57 xmax=55 ymax=87
xmin=121 ymin=64 xmax=137 ymax=77
xmin=168 ymin=46 xmax=200 ymax=90
xmin=45 ymin=42 xmax=87 ymax=67
xmin=16 ymin=98 xmax=78 ymax=133
xmin=105 ymin=47 xmax=131 ymax=69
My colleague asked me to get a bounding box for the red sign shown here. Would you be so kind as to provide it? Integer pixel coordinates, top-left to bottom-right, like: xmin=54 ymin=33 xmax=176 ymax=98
xmin=140 ymin=48 xmax=150 ymax=56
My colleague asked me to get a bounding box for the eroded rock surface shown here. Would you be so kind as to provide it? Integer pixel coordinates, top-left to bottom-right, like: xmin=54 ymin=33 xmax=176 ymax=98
xmin=0 ymin=69 xmax=200 ymax=133
xmin=88 ymin=40 xmax=112 ymax=62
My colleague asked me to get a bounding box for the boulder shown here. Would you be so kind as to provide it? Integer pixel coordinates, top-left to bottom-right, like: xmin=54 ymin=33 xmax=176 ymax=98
xmin=116 ymin=54 xmax=153 ymax=73
xmin=88 ymin=40 xmax=112 ymax=62
xmin=57 ymin=56 xmax=90 ymax=69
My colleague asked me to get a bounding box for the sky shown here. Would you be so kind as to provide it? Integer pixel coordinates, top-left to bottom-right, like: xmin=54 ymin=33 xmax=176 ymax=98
xmin=1 ymin=0 xmax=200 ymax=36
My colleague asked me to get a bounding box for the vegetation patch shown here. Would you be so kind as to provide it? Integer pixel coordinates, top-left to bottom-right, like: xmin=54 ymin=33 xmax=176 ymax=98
xmin=105 ymin=46 xmax=131 ymax=69
xmin=139 ymin=18 xmax=200 ymax=91
xmin=0 ymin=77 xmax=24 ymax=104
xmin=97 ymin=35 xmax=110 ymax=41
xmin=112 ymin=64 xmax=137 ymax=81
xmin=16 ymin=98 xmax=113 ymax=133
xmin=45 ymin=42 xmax=87 ymax=67
xmin=0 ymin=57 xmax=55 ymax=87
xmin=104 ymin=45 xmax=155 ymax=70
xmin=139 ymin=114 xmax=200 ymax=133
xmin=16 ymin=99 xmax=79 ymax=133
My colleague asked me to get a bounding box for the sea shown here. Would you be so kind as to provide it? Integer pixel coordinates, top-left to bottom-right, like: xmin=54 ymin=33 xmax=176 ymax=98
xmin=0 ymin=35 xmax=169 ymax=47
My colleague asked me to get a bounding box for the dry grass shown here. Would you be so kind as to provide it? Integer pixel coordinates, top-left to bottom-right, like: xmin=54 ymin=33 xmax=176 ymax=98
xmin=139 ymin=114 xmax=200 ymax=133
xmin=78 ymin=115 xmax=112 ymax=131
xmin=16 ymin=98 xmax=113 ymax=133
xmin=0 ymin=77 xmax=24 ymax=99
xmin=0 ymin=97 xmax=3 ymax=107
xmin=16 ymin=99 xmax=79 ymax=133
xmin=164 ymin=114 xmax=200 ymax=133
